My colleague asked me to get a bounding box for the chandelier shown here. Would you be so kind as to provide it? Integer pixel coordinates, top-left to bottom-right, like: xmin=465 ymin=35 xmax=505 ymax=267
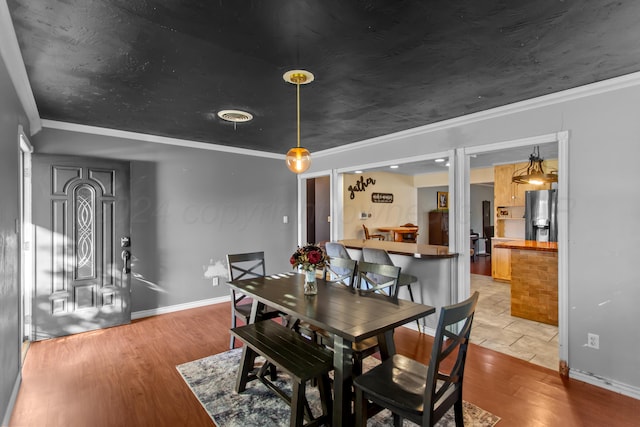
xmin=512 ymin=146 xmax=558 ymax=185
xmin=283 ymin=70 xmax=314 ymax=173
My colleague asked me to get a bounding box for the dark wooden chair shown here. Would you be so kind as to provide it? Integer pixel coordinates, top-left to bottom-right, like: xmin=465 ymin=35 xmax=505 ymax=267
xmin=353 ymin=292 xmax=480 ymax=427
xmin=400 ymin=223 xmax=419 ymax=243
xmin=226 ymin=251 xmax=282 ymax=349
xmin=362 ymin=247 xmax=421 ymax=332
xmin=324 ymin=256 xmax=357 ymax=288
xmin=356 ymin=260 xmax=401 ymax=299
xmin=362 ymin=224 xmax=385 ymax=240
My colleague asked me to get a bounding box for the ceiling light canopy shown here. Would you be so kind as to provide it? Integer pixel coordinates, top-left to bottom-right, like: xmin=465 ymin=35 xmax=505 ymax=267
xmin=512 ymin=146 xmax=558 ymax=185
xmin=284 ymin=70 xmax=314 ymax=174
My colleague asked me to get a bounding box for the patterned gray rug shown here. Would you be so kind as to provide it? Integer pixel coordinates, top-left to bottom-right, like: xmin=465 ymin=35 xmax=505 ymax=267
xmin=177 ymin=349 xmax=500 ymax=426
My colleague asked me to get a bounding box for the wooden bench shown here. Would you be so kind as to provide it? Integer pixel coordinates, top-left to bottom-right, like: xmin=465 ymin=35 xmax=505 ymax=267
xmin=231 ymin=320 xmax=334 ymax=427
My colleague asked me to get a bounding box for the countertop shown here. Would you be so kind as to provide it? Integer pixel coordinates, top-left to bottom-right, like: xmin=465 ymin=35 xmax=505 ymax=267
xmin=493 ymin=240 xmax=558 ymax=252
xmin=339 ymin=239 xmax=458 ymax=259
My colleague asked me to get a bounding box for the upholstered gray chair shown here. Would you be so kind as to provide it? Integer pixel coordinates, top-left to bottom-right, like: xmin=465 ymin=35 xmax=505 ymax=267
xmin=362 ymin=247 xmax=421 ymax=332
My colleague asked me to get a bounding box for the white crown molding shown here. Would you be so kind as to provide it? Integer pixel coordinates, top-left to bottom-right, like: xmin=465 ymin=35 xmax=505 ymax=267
xmin=0 ymin=1 xmax=41 ymax=135
xmin=313 ymin=71 xmax=640 ymax=158
xmin=131 ymin=294 xmax=230 ymax=320
xmin=42 ymin=120 xmax=283 ymax=159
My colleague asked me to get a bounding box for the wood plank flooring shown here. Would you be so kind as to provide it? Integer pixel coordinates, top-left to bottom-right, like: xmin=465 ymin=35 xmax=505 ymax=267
xmin=10 ymin=302 xmax=639 ymax=426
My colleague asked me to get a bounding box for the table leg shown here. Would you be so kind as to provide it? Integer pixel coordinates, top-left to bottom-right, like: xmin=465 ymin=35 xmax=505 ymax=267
xmin=376 ymin=329 xmax=396 ymax=361
xmin=332 ymin=335 xmax=354 ymax=427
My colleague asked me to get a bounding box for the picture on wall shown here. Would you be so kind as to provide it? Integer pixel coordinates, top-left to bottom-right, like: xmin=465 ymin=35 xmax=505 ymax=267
xmin=437 ymin=191 xmax=449 ymax=210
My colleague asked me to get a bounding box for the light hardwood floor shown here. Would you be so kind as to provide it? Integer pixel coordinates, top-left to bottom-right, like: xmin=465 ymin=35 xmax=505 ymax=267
xmin=10 ymin=302 xmax=639 ymax=426
xmin=471 ymin=274 xmax=559 ymax=370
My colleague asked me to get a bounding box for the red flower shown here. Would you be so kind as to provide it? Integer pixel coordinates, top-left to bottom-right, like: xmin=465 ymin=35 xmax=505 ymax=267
xmin=307 ymin=250 xmax=322 ymax=264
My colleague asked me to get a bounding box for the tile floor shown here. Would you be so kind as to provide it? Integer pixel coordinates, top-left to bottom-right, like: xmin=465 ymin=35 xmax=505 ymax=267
xmin=470 ymin=274 xmax=559 ymax=371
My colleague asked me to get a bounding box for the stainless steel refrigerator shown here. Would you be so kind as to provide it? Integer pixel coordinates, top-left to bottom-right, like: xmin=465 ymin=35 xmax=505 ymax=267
xmin=525 ymin=189 xmax=558 ymax=242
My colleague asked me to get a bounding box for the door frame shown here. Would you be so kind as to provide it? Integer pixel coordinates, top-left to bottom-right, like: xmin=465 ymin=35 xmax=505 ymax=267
xmin=296 ymin=169 xmax=333 ymax=245
xmin=18 ymin=126 xmax=34 ymax=346
xmin=459 ymin=131 xmax=569 ymax=369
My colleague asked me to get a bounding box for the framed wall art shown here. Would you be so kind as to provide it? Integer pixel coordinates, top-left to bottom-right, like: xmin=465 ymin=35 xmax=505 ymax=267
xmin=437 ymin=191 xmax=449 ymax=210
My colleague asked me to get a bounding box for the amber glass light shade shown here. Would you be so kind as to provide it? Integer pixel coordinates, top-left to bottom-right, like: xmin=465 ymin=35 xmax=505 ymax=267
xmin=285 ymin=147 xmax=311 ymax=173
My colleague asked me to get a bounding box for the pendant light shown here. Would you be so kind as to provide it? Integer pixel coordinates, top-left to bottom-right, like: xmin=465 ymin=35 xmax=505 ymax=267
xmin=512 ymin=146 xmax=558 ymax=185
xmin=284 ymin=70 xmax=314 ymax=173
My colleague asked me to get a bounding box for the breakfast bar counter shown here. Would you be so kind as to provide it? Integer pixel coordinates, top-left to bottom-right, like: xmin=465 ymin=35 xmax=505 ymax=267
xmin=338 ymin=239 xmax=458 ymax=332
xmin=339 ymin=239 xmax=457 ymax=259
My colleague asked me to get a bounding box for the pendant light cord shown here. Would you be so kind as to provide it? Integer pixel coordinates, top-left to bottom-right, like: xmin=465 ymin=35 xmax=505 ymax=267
xmin=296 ymin=81 xmax=301 ymax=148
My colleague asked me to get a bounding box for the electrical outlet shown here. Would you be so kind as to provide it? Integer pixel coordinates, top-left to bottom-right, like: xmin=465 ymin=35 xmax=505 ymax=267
xmin=212 ymin=276 xmax=219 ymax=287
xmin=587 ymin=333 xmax=599 ymax=349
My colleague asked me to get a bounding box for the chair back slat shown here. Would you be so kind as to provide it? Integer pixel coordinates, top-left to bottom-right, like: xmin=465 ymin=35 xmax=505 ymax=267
xmin=323 ymin=257 xmax=357 ymax=288
xmin=356 ymin=261 xmax=401 ymax=299
xmin=424 ymin=292 xmax=479 ymax=419
xmin=227 ymin=251 xmax=266 ymax=281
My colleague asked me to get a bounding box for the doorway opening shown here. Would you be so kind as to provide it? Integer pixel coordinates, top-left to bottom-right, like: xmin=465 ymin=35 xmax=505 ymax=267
xmin=305 ymin=176 xmax=330 ymax=245
xmin=462 ymin=133 xmax=567 ymax=372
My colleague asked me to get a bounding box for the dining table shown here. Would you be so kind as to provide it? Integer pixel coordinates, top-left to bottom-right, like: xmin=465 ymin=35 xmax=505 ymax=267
xmin=227 ymin=272 xmax=435 ymax=427
xmin=377 ymin=226 xmax=419 ymax=242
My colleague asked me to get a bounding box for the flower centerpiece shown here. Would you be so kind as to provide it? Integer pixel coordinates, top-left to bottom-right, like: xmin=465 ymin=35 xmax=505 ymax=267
xmin=290 ymin=244 xmax=329 ymax=295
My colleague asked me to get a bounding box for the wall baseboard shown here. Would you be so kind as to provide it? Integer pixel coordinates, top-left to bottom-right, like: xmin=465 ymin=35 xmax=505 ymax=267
xmin=570 ymin=368 xmax=640 ymax=400
xmin=1 ymin=371 xmax=21 ymax=427
xmin=131 ymin=295 xmax=230 ymax=320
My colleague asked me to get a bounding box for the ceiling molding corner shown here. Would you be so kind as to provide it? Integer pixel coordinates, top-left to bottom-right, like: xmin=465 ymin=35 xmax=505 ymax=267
xmin=41 ymin=120 xmax=284 ymax=160
xmin=0 ymin=1 xmax=41 ymax=135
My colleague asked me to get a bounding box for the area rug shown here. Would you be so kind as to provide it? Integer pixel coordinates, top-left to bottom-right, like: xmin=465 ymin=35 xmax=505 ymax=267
xmin=177 ymin=349 xmax=500 ymax=426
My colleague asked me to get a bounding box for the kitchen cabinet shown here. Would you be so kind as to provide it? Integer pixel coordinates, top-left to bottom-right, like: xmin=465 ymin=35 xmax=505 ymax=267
xmin=491 ymin=239 xmax=511 ymax=281
xmin=494 ymin=164 xmax=515 ymax=207
xmin=428 ymin=211 xmax=449 ymax=246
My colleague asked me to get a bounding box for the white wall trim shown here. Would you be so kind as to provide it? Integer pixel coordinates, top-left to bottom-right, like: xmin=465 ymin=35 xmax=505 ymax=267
xmin=1 ymin=371 xmax=21 ymax=427
xmin=570 ymin=369 xmax=640 ymax=400
xmin=41 ymin=120 xmax=283 ymax=159
xmin=131 ymin=295 xmax=230 ymax=320
xmin=0 ymin=1 xmax=41 ymax=135
xmin=31 ymin=71 xmax=640 ymax=161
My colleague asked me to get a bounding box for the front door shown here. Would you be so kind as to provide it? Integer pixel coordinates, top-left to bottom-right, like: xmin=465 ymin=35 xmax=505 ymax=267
xmin=32 ymin=154 xmax=131 ymax=340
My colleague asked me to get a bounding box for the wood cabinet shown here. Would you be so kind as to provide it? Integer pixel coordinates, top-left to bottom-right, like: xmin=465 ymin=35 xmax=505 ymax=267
xmin=491 ymin=240 xmax=511 ymax=281
xmin=494 ymin=164 xmax=515 ymax=207
xmin=428 ymin=211 xmax=449 ymax=246
xmin=495 ymin=160 xmax=557 ymax=207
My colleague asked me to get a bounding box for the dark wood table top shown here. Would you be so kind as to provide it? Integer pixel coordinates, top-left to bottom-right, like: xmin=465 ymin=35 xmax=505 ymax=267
xmin=227 ymin=272 xmax=435 ymax=343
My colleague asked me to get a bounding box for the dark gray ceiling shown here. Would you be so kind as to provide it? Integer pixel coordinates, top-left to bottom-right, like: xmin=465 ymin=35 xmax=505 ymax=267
xmin=8 ymin=0 xmax=640 ymax=155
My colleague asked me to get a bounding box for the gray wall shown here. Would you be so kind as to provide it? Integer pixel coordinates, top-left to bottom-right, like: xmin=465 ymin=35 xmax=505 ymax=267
xmin=0 ymin=53 xmax=28 ymax=424
xmin=32 ymin=128 xmax=299 ymax=312
xmin=311 ymin=83 xmax=640 ymax=392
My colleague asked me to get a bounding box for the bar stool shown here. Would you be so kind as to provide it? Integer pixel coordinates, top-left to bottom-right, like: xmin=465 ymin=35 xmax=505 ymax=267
xmin=361 ymin=247 xmax=422 ymax=333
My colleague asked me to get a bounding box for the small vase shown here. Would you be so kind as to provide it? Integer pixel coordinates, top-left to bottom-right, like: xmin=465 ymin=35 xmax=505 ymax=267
xmin=304 ymin=270 xmax=318 ymax=295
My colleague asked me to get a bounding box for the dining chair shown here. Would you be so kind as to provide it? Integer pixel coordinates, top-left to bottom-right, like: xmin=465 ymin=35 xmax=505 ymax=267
xmin=324 ymin=256 xmax=358 ymax=288
xmin=353 ymin=292 xmax=479 ymax=427
xmin=226 ymin=251 xmax=282 ymax=349
xmin=356 ymin=260 xmax=402 ymax=299
xmin=362 ymin=247 xmax=421 ymax=332
xmin=324 ymin=241 xmax=351 ymax=259
xmin=362 ymin=224 xmax=385 ymax=240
